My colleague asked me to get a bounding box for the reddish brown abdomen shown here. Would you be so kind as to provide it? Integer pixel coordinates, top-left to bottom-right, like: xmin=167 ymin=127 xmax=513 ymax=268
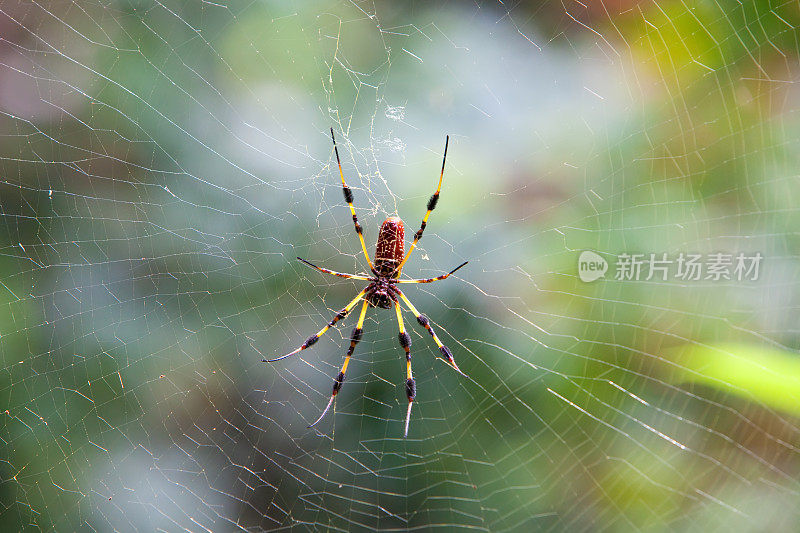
xmin=374 ymin=216 xmax=405 ymax=277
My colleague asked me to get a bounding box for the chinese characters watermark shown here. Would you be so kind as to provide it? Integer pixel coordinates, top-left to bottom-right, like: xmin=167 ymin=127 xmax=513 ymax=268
xmin=578 ymin=251 xmax=762 ymax=282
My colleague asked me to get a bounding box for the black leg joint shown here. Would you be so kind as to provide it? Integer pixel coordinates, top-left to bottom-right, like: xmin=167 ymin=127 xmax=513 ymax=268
xmin=328 ymin=309 xmax=347 ymax=326
xmin=440 ymin=345 xmax=453 ymax=360
xmin=416 ymin=314 xmax=429 ymax=327
xmin=399 ymin=332 xmax=411 ymax=348
xmin=427 ymin=193 xmax=439 ymax=211
xmin=343 ymin=186 xmax=354 ymax=204
xmin=332 ymin=371 xmax=345 ymax=395
xmin=303 ymin=335 xmax=319 ymax=348
xmin=414 ymin=229 xmax=423 ymax=241
xmin=355 ymin=222 xmax=363 ymax=234
xmin=405 ymin=378 xmax=416 ymax=401
xmin=346 ymin=328 xmax=363 ymax=356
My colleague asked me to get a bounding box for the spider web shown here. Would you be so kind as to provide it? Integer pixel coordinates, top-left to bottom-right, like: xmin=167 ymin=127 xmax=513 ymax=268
xmin=2 ymin=1 xmax=800 ymax=530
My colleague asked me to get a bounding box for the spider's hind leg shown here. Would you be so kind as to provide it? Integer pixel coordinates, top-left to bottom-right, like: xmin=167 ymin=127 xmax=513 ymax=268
xmin=395 ymin=261 xmax=468 ymax=284
xmin=395 ymin=135 xmax=449 ymax=276
xmin=297 ymin=257 xmax=372 ymax=281
xmin=330 ymin=128 xmax=374 ymax=271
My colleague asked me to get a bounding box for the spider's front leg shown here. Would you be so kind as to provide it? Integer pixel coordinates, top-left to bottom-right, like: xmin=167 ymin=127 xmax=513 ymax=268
xmin=263 ymin=287 xmax=368 ymax=363
xmin=308 ymin=298 xmax=370 ymax=429
xmin=394 ymin=287 xmax=466 ymax=377
xmin=393 ymin=298 xmax=415 ymax=438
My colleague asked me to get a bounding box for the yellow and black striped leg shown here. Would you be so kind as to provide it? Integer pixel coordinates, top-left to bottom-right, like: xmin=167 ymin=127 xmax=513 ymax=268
xmin=308 ymin=298 xmax=370 ymax=429
xmin=395 ymin=135 xmax=449 ymax=276
xmin=395 ymin=288 xmax=466 ymax=377
xmin=263 ymin=288 xmax=368 ymax=363
xmin=330 ymin=128 xmax=375 ymax=271
xmin=394 ymin=301 xmax=415 ymax=438
xmin=396 ymin=261 xmax=468 ymax=284
xmin=297 ymin=257 xmax=372 ymax=281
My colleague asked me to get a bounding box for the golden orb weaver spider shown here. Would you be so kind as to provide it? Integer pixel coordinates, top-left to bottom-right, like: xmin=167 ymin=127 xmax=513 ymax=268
xmin=264 ymin=128 xmax=468 ymax=437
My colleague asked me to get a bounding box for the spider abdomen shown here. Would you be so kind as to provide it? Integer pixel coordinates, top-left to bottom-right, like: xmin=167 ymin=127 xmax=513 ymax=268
xmin=374 ymin=216 xmax=405 ymax=278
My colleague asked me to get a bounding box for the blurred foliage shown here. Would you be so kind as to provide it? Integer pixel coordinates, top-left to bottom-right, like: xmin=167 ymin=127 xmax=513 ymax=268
xmin=672 ymin=343 xmax=800 ymax=415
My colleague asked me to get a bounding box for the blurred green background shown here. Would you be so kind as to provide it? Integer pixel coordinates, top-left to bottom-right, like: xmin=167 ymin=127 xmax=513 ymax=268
xmin=2 ymin=0 xmax=800 ymax=530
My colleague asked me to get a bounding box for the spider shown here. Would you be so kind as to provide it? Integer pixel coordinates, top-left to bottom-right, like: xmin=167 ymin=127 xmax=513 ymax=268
xmin=264 ymin=128 xmax=468 ymax=437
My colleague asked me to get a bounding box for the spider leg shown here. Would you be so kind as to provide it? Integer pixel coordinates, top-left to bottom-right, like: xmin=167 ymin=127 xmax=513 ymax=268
xmin=395 ymin=135 xmax=449 ymax=276
xmin=395 ymin=261 xmax=468 ymax=284
xmin=395 ymin=288 xmax=466 ymax=377
xmin=263 ymin=287 xmax=368 ymax=363
xmin=394 ymin=299 xmax=415 ymax=438
xmin=297 ymin=257 xmax=372 ymax=281
xmin=308 ymin=298 xmax=370 ymax=429
xmin=330 ymin=128 xmax=375 ymax=271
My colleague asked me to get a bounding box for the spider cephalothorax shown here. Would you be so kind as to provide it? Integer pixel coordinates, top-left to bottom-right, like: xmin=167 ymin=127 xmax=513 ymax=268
xmin=367 ymin=279 xmax=395 ymax=309
xmin=264 ymin=128 xmax=467 ymax=438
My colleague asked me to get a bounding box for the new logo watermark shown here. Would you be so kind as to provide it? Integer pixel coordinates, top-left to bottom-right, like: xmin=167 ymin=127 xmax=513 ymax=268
xmin=578 ymin=251 xmax=608 ymax=282
xmin=577 ymin=251 xmax=762 ymax=282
